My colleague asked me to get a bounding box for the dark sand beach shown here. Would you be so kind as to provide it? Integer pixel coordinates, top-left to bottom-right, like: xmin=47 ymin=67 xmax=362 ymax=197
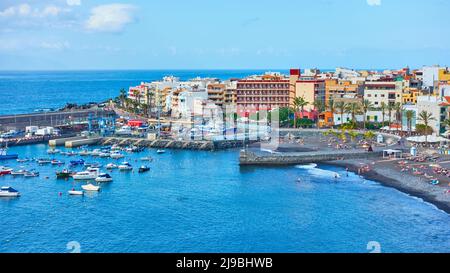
xmin=326 ymin=158 xmax=450 ymax=214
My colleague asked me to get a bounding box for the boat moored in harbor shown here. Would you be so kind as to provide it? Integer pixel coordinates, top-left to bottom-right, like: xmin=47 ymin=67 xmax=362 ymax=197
xmin=0 ymin=166 xmax=13 ymax=175
xmin=138 ymin=165 xmax=150 ymax=173
xmin=81 ymin=183 xmax=100 ymax=191
xmin=118 ymin=162 xmax=133 ymax=171
xmin=0 ymin=186 xmax=20 ymax=197
xmin=0 ymin=148 xmax=19 ymax=160
xmin=95 ymin=173 xmax=113 ymax=182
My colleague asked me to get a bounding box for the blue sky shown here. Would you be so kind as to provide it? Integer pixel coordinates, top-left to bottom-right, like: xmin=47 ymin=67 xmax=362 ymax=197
xmin=0 ymin=0 xmax=449 ymax=70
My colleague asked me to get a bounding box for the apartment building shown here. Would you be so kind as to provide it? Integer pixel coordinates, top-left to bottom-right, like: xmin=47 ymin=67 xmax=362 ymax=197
xmin=363 ymin=81 xmax=403 ymax=107
xmin=324 ymin=79 xmax=364 ymax=103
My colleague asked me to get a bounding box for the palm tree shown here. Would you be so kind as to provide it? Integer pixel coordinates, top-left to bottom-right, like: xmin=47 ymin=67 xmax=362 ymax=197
xmin=404 ymin=110 xmax=415 ymax=136
xmin=361 ymin=99 xmax=373 ymax=130
xmin=313 ymin=100 xmax=326 ymax=128
xmin=328 ymin=98 xmax=335 ymax=114
xmin=119 ymin=88 xmax=127 ymax=108
xmin=345 ymin=102 xmax=362 ymax=125
xmin=380 ymin=102 xmax=387 ymax=127
xmin=293 ymin=97 xmax=308 ymax=128
xmin=387 ymin=103 xmax=394 ymax=128
xmin=394 ymin=102 xmax=403 ymax=132
xmin=335 ymin=101 xmax=346 ymax=127
xmin=417 ymin=110 xmax=436 ymax=143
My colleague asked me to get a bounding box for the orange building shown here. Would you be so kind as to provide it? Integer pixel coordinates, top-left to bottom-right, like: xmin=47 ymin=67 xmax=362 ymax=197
xmin=325 ymin=79 xmax=364 ymax=104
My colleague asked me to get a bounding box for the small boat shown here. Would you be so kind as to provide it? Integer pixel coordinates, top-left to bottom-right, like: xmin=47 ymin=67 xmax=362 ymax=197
xmin=140 ymin=157 xmax=153 ymax=162
xmin=16 ymin=158 xmax=30 ymax=163
xmin=118 ymin=162 xmax=133 ymax=171
xmin=78 ymin=150 xmax=90 ymax=156
xmin=10 ymin=169 xmax=27 ymax=176
xmin=68 ymin=189 xmax=84 ymax=195
xmin=66 ymin=151 xmax=77 ymax=156
xmin=47 ymin=149 xmax=61 ymax=154
xmin=84 ymin=162 xmax=102 ymax=168
xmin=51 ymin=159 xmax=65 ymax=165
xmin=99 ymin=152 xmax=110 ymax=158
xmin=73 ymin=168 xmax=99 ymax=180
xmin=0 ymin=186 xmax=20 ymax=197
xmin=56 ymin=169 xmax=72 ymax=179
xmin=0 ymin=148 xmax=19 ymax=160
xmin=0 ymin=166 xmax=13 ymax=175
xmin=138 ymin=165 xmax=150 ymax=173
xmin=90 ymin=149 xmax=102 ymax=156
xmin=106 ymin=163 xmax=118 ymax=169
xmin=24 ymin=170 xmax=39 ymax=177
xmin=70 ymin=159 xmax=85 ymax=166
xmin=156 ymin=149 xmax=166 ymax=154
xmin=95 ymin=173 xmax=113 ymax=182
xmin=110 ymin=152 xmax=124 ymax=159
xmin=37 ymin=158 xmax=52 ymax=165
xmin=81 ymin=183 xmax=100 ymax=191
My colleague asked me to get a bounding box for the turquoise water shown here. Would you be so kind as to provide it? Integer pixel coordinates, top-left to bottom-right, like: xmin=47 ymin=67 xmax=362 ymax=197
xmin=0 ymin=70 xmax=280 ymax=115
xmin=0 ymin=144 xmax=449 ymax=253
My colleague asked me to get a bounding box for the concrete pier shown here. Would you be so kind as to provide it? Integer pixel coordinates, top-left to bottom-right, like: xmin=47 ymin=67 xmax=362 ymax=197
xmin=65 ymin=138 xmax=101 ymax=148
xmin=239 ymin=150 xmax=384 ymax=166
xmin=99 ymin=137 xmax=251 ymax=151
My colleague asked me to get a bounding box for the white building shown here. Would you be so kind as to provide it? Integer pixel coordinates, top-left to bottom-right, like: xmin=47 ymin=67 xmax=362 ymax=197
xmin=416 ymin=95 xmax=449 ymax=135
xmin=363 ymin=81 xmax=403 ymax=108
xmin=422 ymin=65 xmax=441 ymax=89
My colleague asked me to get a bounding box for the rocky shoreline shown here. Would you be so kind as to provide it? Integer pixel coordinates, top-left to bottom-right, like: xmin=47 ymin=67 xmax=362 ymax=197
xmin=324 ymin=159 xmax=450 ymax=214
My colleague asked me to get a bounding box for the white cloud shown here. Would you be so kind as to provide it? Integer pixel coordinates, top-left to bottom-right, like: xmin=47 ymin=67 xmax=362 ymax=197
xmin=66 ymin=0 xmax=81 ymax=6
xmin=85 ymin=4 xmax=137 ymax=33
xmin=0 ymin=4 xmax=63 ymax=18
xmin=367 ymin=0 xmax=381 ymax=6
xmin=39 ymin=41 xmax=70 ymax=50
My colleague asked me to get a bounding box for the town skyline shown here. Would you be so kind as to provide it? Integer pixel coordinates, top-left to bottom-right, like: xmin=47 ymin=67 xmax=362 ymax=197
xmin=1 ymin=0 xmax=450 ymax=70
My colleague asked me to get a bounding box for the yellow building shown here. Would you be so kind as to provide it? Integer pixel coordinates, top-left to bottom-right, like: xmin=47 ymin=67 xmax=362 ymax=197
xmin=439 ymin=68 xmax=450 ymax=83
xmin=402 ymin=89 xmax=420 ymax=104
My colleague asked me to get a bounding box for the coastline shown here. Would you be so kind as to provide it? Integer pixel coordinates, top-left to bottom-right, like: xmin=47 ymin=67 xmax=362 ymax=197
xmin=324 ymin=159 xmax=450 ymax=214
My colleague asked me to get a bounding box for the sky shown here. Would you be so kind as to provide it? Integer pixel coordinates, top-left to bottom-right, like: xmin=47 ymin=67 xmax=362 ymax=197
xmin=0 ymin=0 xmax=449 ymax=70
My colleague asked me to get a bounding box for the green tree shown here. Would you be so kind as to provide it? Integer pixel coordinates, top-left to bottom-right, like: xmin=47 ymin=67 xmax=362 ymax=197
xmin=335 ymin=101 xmax=346 ymax=127
xmin=362 ymin=99 xmax=373 ymax=130
xmin=405 ymin=110 xmax=415 ymax=136
xmin=345 ymin=102 xmax=362 ymax=125
xmin=380 ymin=102 xmax=387 ymax=126
xmin=387 ymin=103 xmax=394 ymax=128
xmin=293 ymin=97 xmax=308 ymax=128
xmin=394 ymin=102 xmax=403 ymax=132
xmin=417 ymin=110 xmax=436 ymax=143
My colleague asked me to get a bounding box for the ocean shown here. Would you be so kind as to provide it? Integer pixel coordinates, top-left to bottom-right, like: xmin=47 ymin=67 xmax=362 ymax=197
xmin=0 ymin=145 xmax=449 ymax=253
xmin=0 ymin=70 xmax=449 ymax=253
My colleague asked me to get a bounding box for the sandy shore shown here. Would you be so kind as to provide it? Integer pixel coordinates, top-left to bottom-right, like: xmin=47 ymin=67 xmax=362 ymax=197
xmin=325 ymin=158 xmax=450 ymax=214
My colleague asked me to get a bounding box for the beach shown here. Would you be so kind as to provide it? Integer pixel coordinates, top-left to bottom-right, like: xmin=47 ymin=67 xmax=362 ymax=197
xmin=326 ymin=158 xmax=450 ymax=214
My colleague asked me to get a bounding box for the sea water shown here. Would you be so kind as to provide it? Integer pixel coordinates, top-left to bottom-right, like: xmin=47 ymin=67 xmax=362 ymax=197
xmin=0 ymin=145 xmax=449 ymax=253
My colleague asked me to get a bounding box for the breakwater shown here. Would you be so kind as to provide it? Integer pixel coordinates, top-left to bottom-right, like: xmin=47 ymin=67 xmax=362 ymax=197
xmin=239 ymin=149 xmax=384 ymax=166
xmin=0 ymin=109 xmax=116 ymax=131
xmin=100 ymin=137 xmax=252 ymax=151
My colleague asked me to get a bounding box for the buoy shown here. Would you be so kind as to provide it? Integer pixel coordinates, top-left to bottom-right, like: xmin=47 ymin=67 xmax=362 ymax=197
xmin=59 ymin=192 xmax=62 ymax=196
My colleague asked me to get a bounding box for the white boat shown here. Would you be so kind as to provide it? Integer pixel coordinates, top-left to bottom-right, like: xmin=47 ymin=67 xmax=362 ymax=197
xmin=68 ymin=190 xmax=84 ymax=195
xmin=90 ymin=149 xmax=102 ymax=156
xmin=118 ymin=162 xmax=133 ymax=171
xmin=24 ymin=170 xmax=39 ymax=177
xmin=78 ymin=150 xmax=90 ymax=156
xmin=73 ymin=168 xmax=99 ymax=180
xmin=10 ymin=169 xmax=27 ymax=176
xmin=95 ymin=173 xmax=113 ymax=182
xmin=106 ymin=163 xmax=118 ymax=169
xmin=156 ymin=149 xmax=166 ymax=154
xmin=0 ymin=166 xmax=13 ymax=175
xmin=99 ymin=152 xmax=110 ymax=158
xmin=16 ymin=158 xmax=30 ymax=163
xmin=0 ymin=186 xmax=20 ymax=197
xmin=140 ymin=157 xmax=153 ymax=162
xmin=37 ymin=158 xmax=52 ymax=164
xmin=110 ymin=152 xmax=124 ymax=159
xmin=47 ymin=149 xmax=61 ymax=154
xmin=81 ymin=183 xmax=100 ymax=191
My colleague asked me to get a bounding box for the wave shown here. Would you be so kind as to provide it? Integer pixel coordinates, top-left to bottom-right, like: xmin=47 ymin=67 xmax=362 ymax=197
xmin=295 ymin=163 xmax=318 ymax=169
xmin=296 ymin=163 xmax=341 ymax=179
